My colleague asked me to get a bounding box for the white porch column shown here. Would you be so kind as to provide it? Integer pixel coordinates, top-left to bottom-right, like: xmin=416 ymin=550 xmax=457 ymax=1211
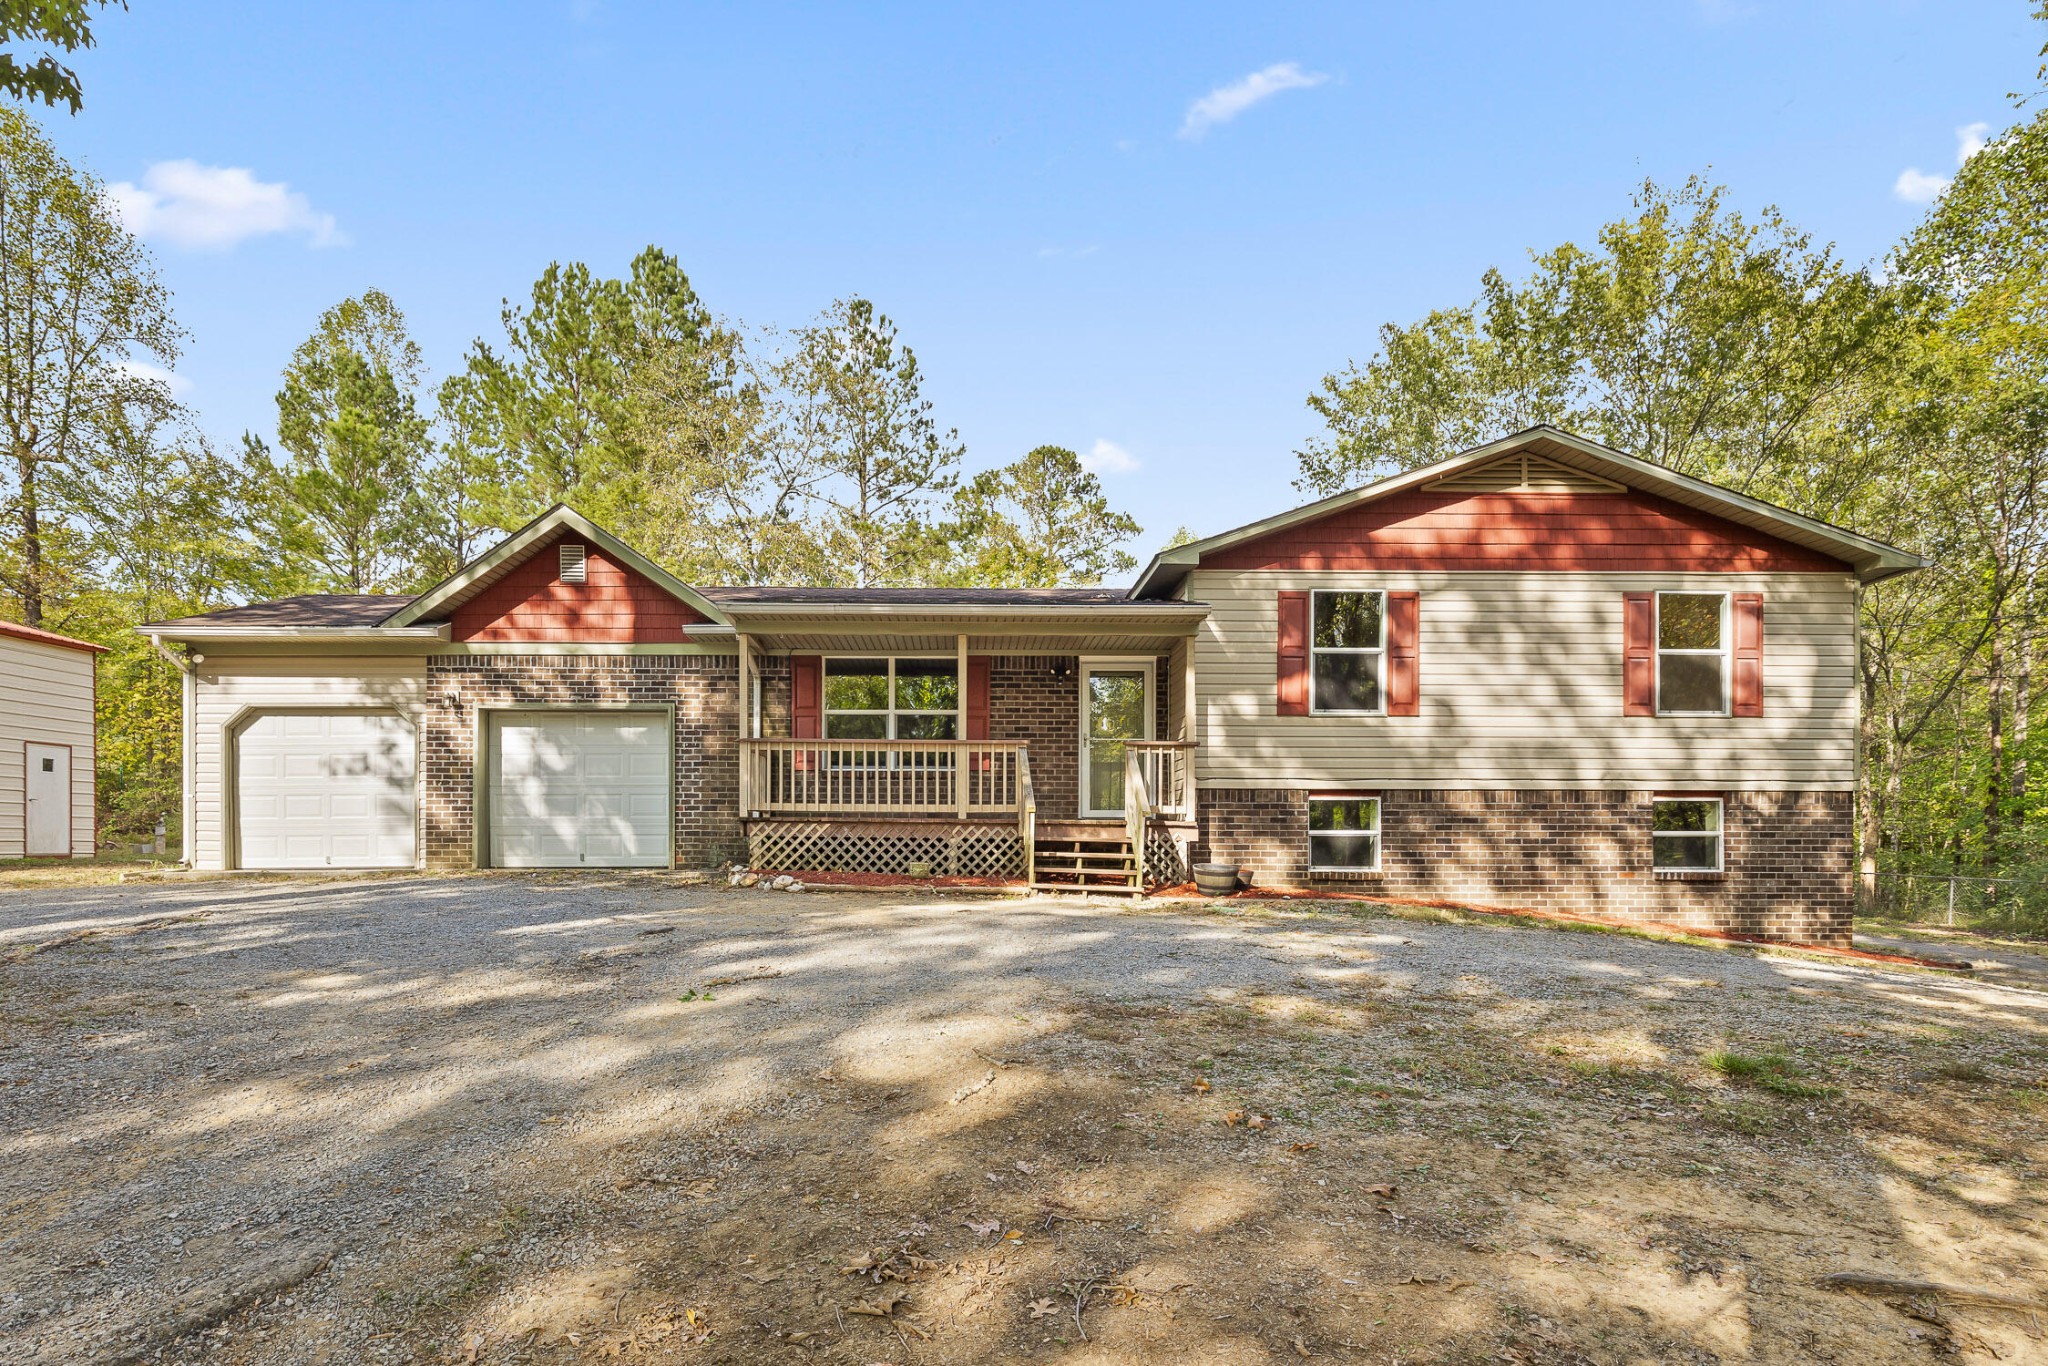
xmin=736 ymin=634 xmax=754 ymax=816
xmin=956 ymin=633 xmax=969 ymax=819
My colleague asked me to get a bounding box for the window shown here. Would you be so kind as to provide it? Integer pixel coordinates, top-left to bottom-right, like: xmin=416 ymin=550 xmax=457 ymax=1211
xmin=1657 ymin=592 xmax=1727 ymax=714
xmin=1311 ymin=590 xmax=1384 ymax=713
xmin=1309 ymin=796 xmax=1381 ymax=872
xmin=824 ymin=657 xmax=959 ymax=740
xmin=1653 ymin=798 xmax=1723 ymax=871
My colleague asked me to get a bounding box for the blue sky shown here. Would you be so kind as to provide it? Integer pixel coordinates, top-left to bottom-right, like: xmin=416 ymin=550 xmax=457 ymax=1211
xmin=55 ymin=1 xmax=2040 ymax=556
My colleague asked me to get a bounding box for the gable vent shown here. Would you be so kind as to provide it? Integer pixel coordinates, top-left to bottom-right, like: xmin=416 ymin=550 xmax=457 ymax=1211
xmin=558 ymin=543 xmax=587 ymax=583
xmin=1429 ymin=452 xmax=1626 ymax=494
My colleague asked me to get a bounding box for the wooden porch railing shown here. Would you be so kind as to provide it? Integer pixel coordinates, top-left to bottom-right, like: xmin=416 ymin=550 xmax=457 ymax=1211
xmin=741 ymin=739 xmax=1030 ymax=817
xmin=1124 ymin=740 xmax=1197 ymax=823
xmin=1124 ymin=740 xmax=1198 ymax=880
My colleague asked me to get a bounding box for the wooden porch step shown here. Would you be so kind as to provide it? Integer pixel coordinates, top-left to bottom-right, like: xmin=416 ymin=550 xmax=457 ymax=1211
xmin=1029 ymin=881 xmax=1141 ymax=896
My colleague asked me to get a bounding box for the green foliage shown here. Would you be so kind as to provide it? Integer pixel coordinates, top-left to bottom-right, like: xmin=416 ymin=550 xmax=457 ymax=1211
xmin=0 ymin=1 xmax=118 ymax=114
xmin=243 ymin=290 xmax=441 ymax=594
xmin=1702 ymin=1050 xmax=1837 ymax=1100
xmin=1299 ymin=176 xmax=1904 ymax=505
xmin=439 ymin=246 xmax=709 ymax=534
xmin=778 ymin=297 xmax=963 ymax=586
xmin=0 ymin=104 xmax=181 ymax=628
xmin=941 ymin=445 xmax=1140 ymax=587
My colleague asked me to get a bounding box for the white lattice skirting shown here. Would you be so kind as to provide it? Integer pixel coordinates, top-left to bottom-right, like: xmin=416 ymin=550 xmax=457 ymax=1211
xmin=748 ymin=820 xmax=1026 ymax=878
xmin=1143 ymin=826 xmax=1192 ymax=884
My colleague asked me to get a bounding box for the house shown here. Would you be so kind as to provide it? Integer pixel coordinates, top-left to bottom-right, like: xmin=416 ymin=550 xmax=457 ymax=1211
xmin=140 ymin=426 xmax=1921 ymax=944
xmin=1 ymin=620 xmax=107 ymax=860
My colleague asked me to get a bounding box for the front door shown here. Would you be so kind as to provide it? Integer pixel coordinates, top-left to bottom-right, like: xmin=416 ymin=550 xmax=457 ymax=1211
xmin=1079 ymin=662 xmax=1152 ymax=818
xmin=25 ymin=742 xmax=71 ymax=856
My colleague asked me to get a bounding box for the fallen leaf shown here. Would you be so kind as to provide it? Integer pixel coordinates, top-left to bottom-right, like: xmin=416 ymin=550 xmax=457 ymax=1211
xmin=1223 ymin=1110 xmax=1245 ymax=1127
xmin=965 ymin=1218 xmax=1001 ymax=1239
xmin=1364 ymin=1184 xmax=1396 ymax=1198
xmin=1014 ymin=1159 xmax=1037 ymax=1174
xmin=1289 ymin=1141 xmax=1319 ymax=1153
xmin=846 ymin=1293 xmax=906 ymax=1318
xmin=1247 ymin=1113 xmax=1271 ymax=1130
xmin=1191 ymin=1077 xmax=1212 ymax=1094
xmin=1028 ymin=1297 xmax=1061 ymax=1319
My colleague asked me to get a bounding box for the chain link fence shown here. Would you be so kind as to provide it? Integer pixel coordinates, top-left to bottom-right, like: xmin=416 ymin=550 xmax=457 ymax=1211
xmin=1858 ymin=869 xmax=2048 ymax=935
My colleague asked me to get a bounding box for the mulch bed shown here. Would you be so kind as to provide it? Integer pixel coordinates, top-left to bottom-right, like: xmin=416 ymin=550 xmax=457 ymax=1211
xmin=751 ymin=869 xmax=1019 ymax=891
xmin=1146 ymin=882 xmax=1966 ymax=971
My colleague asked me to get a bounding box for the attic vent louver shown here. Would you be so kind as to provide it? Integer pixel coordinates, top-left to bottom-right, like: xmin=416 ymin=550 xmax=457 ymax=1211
xmin=559 ymin=543 xmax=587 ymax=583
xmin=1428 ymin=452 xmax=1626 ymax=494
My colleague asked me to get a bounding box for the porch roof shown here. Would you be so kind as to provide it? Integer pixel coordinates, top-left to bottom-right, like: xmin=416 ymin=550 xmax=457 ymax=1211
xmin=718 ymin=597 xmax=1209 ymax=653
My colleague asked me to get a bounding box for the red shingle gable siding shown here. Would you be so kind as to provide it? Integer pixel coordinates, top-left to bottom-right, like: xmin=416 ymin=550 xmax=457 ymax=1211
xmin=1205 ymin=488 xmax=1847 ymax=574
xmin=449 ymin=534 xmax=711 ymax=643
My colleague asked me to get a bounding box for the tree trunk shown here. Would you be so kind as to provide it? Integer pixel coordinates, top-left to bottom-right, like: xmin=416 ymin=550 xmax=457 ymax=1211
xmin=1986 ymin=601 xmax=2006 ymax=871
xmin=15 ymin=444 xmax=41 ymax=626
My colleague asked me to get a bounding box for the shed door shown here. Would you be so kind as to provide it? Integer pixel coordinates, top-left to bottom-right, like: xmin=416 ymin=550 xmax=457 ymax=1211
xmin=25 ymin=742 xmax=71 ymax=856
xmin=236 ymin=712 xmax=417 ymax=869
xmin=489 ymin=711 xmax=671 ymax=868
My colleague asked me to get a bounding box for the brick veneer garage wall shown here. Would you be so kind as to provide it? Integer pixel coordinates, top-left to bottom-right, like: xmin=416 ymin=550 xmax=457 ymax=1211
xmin=1197 ymin=788 xmax=1854 ymax=945
xmin=423 ymin=655 xmax=741 ymax=870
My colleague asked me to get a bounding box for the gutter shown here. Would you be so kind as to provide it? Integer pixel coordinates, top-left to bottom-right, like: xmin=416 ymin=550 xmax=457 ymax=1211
xmin=145 ymin=634 xmax=197 ymax=870
xmin=141 ymin=623 xmax=454 ymax=643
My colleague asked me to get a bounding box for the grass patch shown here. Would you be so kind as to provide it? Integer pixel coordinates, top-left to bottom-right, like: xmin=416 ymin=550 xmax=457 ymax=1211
xmin=1703 ymin=1050 xmax=1839 ymax=1100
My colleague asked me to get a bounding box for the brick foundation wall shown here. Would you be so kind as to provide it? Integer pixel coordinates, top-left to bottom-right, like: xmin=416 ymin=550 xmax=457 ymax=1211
xmin=1198 ymin=788 xmax=1854 ymax=945
xmin=422 ymin=655 xmax=742 ymax=870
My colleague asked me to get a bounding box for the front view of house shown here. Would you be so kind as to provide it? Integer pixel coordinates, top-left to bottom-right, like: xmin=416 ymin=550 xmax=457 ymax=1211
xmin=143 ymin=427 xmax=1921 ymax=944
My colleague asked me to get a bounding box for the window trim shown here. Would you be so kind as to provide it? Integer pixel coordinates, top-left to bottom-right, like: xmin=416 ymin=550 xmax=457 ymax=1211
xmin=1307 ymin=791 xmax=1383 ymax=874
xmin=821 ymin=655 xmax=961 ymax=742
xmin=1651 ymin=795 xmax=1724 ymax=873
xmin=1654 ymin=590 xmax=1730 ymax=717
xmin=1308 ymin=589 xmax=1387 ymax=717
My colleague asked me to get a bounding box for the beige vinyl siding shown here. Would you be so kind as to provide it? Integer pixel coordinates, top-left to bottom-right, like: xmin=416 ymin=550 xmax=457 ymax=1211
xmin=1190 ymin=569 xmax=1858 ymax=791
xmin=0 ymin=634 xmax=97 ymax=859
xmin=190 ymin=655 xmax=428 ymax=870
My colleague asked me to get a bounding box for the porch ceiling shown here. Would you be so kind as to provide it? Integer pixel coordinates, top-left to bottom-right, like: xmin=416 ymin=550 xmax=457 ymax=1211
xmin=741 ymin=630 xmax=1195 ymax=654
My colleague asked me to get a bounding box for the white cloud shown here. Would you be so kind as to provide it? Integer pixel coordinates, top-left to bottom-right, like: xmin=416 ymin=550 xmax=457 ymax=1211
xmin=1081 ymin=438 xmax=1138 ymax=475
xmin=107 ymin=160 xmax=346 ymax=251
xmin=1893 ymin=167 xmax=1950 ymax=204
xmin=1178 ymin=62 xmax=1328 ymax=141
xmin=1892 ymin=121 xmax=1995 ymax=206
xmin=115 ymin=358 xmax=192 ymax=398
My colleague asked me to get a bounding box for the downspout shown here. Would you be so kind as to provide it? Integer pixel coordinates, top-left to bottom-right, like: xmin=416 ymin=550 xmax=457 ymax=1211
xmin=146 ymin=634 xmax=196 ymax=869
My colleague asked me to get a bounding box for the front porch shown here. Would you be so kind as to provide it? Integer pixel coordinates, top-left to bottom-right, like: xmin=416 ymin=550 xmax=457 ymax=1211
xmin=738 ymin=737 xmax=1198 ymax=890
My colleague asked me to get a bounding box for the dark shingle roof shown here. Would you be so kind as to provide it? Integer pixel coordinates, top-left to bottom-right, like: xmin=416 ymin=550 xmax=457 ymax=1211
xmin=696 ymin=586 xmax=1135 ymax=607
xmin=143 ymin=594 xmax=417 ymax=629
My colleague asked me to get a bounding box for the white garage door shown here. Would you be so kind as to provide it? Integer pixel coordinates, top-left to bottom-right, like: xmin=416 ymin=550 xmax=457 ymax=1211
xmin=236 ymin=712 xmax=417 ymax=869
xmin=489 ymin=711 xmax=671 ymax=868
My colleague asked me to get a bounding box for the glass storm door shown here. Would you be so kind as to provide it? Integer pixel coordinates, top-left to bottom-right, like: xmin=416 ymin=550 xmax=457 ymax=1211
xmin=1080 ymin=663 xmax=1151 ymax=817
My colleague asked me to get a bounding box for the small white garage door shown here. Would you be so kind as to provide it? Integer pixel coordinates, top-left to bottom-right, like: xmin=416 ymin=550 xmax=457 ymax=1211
xmin=236 ymin=712 xmax=417 ymax=869
xmin=489 ymin=711 xmax=671 ymax=868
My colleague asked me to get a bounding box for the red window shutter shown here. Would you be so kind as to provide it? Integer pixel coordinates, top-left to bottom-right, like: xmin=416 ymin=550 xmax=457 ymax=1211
xmin=791 ymin=654 xmax=823 ymax=738
xmin=1386 ymin=591 xmax=1420 ymax=716
xmin=966 ymin=657 xmax=991 ymax=739
xmin=1623 ymin=593 xmax=1656 ymax=717
xmin=1276 ymin=591 xmax=1310 ymax=716
xmin=1731 ymin=593 xmax=1764 ymax=717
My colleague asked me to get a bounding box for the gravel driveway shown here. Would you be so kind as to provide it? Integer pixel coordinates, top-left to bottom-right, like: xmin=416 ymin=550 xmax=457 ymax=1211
xmin=4 ymin=876 xmax=2045 ymax=1364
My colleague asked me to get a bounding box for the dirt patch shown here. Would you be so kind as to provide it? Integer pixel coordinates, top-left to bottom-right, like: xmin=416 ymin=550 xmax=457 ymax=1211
xmin=2 ymin=880 xmax=2045 ymax=1364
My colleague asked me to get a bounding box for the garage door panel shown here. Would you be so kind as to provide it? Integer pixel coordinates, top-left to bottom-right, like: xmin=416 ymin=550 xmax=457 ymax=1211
xmin=489 ymin=711 xmax=670 ymax=868
xmin=237 ymin=712 xmax=417 ymax=869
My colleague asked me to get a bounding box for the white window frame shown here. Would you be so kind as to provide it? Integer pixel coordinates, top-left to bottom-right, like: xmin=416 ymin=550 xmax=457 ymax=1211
xmin=1307 ymin=793 xmax=1383 ymax=873
xmin=1655 ymin=591 xmax=1730 ymax=717
xmin=822 ymin=656 xmax=961 ymax=742
xmin=1651 ymin=796 xmax=1724 ymax=873
xmin=1309 ymin=589 xmax=1386 ymax=716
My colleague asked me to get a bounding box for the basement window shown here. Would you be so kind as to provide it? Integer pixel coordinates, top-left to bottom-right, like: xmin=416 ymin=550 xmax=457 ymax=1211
xmin=1308 ymin=795 xmax=1381 ymax=872
xmin=559 ymin=543 xmax=587 ymax=583
xmin=1653 ymin=798 xmax=1723 ymax=872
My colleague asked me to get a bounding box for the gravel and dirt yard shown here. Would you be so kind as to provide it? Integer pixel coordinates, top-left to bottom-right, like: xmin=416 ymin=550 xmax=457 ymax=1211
xmin=3 ymin=876 xmax=2046 ymax=1365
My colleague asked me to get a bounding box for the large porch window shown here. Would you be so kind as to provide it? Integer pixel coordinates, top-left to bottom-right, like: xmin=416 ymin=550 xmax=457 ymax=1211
xmin=825 ymin=657 xmax=960 ymax=740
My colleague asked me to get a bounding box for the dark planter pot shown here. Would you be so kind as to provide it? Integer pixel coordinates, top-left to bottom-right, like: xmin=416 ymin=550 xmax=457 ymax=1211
xmin=1193 ymin=862 xmax=1241 ymax=897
